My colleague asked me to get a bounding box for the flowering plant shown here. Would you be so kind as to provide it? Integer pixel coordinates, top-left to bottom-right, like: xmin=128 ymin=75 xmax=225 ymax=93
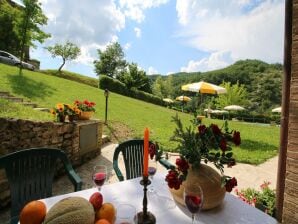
xmin=235 ymin=181 xmax=276 ymax=216
xmin=74 ymin=99 xmax=96 ymax=112
xmin=165 ymin=114 xmax=240 ymax=192
xmin=50 ymin=103 xmax=79 ymax=117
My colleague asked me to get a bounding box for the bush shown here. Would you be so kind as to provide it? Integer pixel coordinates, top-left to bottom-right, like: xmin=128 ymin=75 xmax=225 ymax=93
xmin=235 ymin=181 xmax=276 ymax=217
xmin=99 ymin=75 xmax=164 ymax=106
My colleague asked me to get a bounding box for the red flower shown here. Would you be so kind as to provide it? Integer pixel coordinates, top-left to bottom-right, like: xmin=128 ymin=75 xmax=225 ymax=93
xmin=233 ymin=131 xmax=241 ymax=146
xmin=225 ymin=177 xmax=237 ymax=192
xmin=211 ymin=124 xmax=221 ymax=135
xmin=175 ymin=158 xmax=189 ymax=172
xmin=149 ymin=143 xmax=156 ymax=160
xmin=219 ymin=138 xmax=227 ymax=152
xmin=198 ymin=125 xmax=207 ymax=135
xmin=165 ymin=170 xmax=182 ymax=190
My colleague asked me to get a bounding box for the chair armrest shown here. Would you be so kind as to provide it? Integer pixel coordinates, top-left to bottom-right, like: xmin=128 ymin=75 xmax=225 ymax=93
xmin=159 ymin=158 xmax=175 ymax=170
xmin=67 ymin=169 xmax=83 ymax=191
xmin=113 ymin=162 xmax=124 ymax=181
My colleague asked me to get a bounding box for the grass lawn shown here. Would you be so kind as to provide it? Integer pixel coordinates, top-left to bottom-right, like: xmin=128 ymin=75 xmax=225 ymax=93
xmin=0 ymin=64 xmax=280 ymax=165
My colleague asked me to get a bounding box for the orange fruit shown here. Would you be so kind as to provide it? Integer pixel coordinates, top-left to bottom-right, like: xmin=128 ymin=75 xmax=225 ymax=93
xmin=95 ymin=219 xmax=111 ymax=224
xmin=96 ymin=203 xmax=116 ymax=224
xmin=19 ymin=200 xmax=47 ymax=224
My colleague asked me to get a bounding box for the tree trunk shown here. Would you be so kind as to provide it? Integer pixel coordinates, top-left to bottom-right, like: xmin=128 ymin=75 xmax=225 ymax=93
xmin=58 ymin=58 xmax=65 ymax=74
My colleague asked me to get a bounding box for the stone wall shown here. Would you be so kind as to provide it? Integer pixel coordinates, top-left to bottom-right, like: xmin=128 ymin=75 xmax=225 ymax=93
xmin=0 ymin=118 xmax=103 ymax=208
xmin=282 ymin=1 xmax=298 ymax=223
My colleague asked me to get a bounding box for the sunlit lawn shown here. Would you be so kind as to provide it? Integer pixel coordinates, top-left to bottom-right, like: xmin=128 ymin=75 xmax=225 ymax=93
xmin=0 ymin=64 xmax=280 ymax=165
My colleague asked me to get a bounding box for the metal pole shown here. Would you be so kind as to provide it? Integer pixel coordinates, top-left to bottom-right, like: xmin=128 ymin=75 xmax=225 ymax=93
xmin=104 ymin=89 xmax=109 ymax=124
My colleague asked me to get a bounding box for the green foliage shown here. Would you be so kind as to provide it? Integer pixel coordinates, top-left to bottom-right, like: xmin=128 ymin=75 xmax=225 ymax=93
xmin=215 ymin=82 xmax=249 ymax=109
xmin=94 ymin=42 xmax=127 ymax=78
xmin=117 ymin=63 xmax=151 ymax=93
xmin=236 ymin=181 xmax=276 ymax=216
xmin=99 ymin=75 xmax=163 ymax=106
xmin=46 ymin=41 xmax=80 ymax=73
xmin=152 ymin=75 xmax=174 ymax=98
xmin=0 ymin=63 xmax=280 ymax=165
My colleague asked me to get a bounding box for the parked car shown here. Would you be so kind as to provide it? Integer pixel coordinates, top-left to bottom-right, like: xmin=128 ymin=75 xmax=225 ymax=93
xmin=0 ymin=50 xmax=35 ymax=71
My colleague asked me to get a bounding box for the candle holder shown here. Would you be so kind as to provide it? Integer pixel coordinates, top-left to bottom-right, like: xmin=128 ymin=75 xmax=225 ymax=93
xmin=136 ymin=176 xmax=156 ymax=224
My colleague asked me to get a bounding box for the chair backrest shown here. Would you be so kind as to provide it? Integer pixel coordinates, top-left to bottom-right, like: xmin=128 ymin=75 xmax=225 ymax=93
xmin=113 ymin=139 xmax=151 ymax=181
xmin=0 ymin=147 xmax=82 ymax=223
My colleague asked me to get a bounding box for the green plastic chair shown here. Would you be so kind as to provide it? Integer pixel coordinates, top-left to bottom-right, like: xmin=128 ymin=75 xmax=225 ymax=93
xmin=113 ymin=139 xmax=175 ymax=181
xmin=0 ymin=147 xmax=82 ymax=224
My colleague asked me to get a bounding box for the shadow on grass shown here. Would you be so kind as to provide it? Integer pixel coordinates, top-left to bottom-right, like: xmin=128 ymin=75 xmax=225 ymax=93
xmin=7 ymin=74 xmax=55 ymax=99
xmin=240 ymin=139 xmax=278 ymax=152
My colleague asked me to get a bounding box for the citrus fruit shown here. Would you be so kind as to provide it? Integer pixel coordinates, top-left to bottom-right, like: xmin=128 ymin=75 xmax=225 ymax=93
xmin=19 ymin=200 xmax=47 ymax=224
xmin=89 ymin=192 xmax=103 ymax=211
xmin=95 ymin=219 xmax=111 ymax=224
xmin=96 ymin=202 xmax=116 ymax=224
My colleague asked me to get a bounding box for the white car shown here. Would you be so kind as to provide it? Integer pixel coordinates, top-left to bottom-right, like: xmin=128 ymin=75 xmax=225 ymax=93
xmin=0 ymin=50 xmax=35 ymax=71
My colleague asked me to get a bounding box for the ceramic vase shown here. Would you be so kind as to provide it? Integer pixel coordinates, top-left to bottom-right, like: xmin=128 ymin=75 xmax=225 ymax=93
xmin=78 ymin=111 xmax=94 ymax=120
xmin=169 ymin=164 xmax=226 ymax=210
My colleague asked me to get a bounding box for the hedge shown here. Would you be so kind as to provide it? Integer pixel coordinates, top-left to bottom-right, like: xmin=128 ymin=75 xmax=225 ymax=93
xmin=99 ymin=75 xmax=164 ymax=106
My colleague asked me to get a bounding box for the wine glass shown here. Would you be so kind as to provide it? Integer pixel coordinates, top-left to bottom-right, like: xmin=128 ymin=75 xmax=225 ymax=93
xmin=148 ymin=160 xmax=157 ymax=193
xmin=184 ymin=186 xmax=203 ymax=224
xmin=115 ymin=203 xmax=137 ymax=224
xmin=92 ymin=165 xmax=107 ymax=191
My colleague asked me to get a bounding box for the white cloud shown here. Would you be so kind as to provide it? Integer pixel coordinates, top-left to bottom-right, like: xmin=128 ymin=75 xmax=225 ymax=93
xmin=148 ymin=66 xmax=158 ymax=75
xmin=124 ymin=42 xmax=131 ymax=50
xmin=134 ymin=27 xmax=142 ymax=38
xmin=181 ymin=51 xmax=233 ymax=73
xmin=119 ymin=0 xmax=169 ymax=23
xmin=39 ymin=0 xmax=125 ymax=66
xmin=176 ymin=0 xmax=284 ymax=65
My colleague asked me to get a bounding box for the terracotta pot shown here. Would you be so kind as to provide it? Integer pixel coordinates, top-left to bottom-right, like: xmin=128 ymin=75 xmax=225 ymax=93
xmin=79 ymin=111 xmax=94 ymax=120
xmin=169 ymin=164 xmax=226 ymax=210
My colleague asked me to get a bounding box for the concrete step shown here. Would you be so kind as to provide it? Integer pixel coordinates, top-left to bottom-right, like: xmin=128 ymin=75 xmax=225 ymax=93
xmin=0 ymin=96 xmax=23 ymax=102
xmin=0 ymin=91 xmax=10 ymax=97
xmin=33 ymin=107 xmax=50 ymax=112
xmin=21 ymin=102 xmax=38 ymax=108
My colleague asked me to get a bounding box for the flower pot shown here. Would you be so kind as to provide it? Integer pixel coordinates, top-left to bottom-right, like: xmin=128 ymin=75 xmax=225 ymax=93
xmin=169 ymin=164 xmax=226 ymax=210
xmin=78 ymin=111 xmax=94 ymax=120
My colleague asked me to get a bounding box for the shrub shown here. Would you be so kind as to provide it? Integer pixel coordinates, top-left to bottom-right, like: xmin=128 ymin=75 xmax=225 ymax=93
xmin=235 ymin=181 xmax=276 ymax=216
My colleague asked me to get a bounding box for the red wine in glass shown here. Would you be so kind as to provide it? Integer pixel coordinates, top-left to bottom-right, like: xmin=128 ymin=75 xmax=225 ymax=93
xmin=184 ymin=187 xmax=203 ymax=224
xmin=93 ymin=165 xmax=107 ymax=191
xmin=148 ymin=166 xmax=157 ymax=176
xmin=93 ymin=172 xmax=106 ymax=187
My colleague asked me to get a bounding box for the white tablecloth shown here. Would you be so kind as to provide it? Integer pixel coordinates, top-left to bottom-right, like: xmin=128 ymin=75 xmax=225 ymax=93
xmin=41 ymin=173 xmax=278 ymax=224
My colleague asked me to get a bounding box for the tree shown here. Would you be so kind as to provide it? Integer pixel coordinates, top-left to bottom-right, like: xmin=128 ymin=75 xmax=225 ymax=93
xmin=118 ymin=63 xmax=151 ymax=93
xmin=46 ymin=41 xmax=81 ymax=73
xmin=214 ymin=82 xmax=249 ymax=109
xmin=93 ymin=42 xmax=127 ymax=78
xmin=18 ymin=0 xmax=50 ymax=74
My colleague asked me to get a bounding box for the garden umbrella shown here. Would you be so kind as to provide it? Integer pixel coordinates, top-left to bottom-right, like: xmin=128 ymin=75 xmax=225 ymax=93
xmin=175 ymin=96 xmax=192 ymax=102
xmin=272 ymin=107 xmax=281 ymax=113
xmin=175 ymin=96 xmax=191 ymax=112
xmin=163 ymin=98 xmax=174 ymax=103
xmin=224 ymin=105 xmax=245 ymax=111
xmin=181 ymin=81 xmax=227 ymax=94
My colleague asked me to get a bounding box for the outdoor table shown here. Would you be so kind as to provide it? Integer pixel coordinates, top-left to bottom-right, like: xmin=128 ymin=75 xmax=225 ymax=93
xmin=40 ymin=173 xmax=278 ymax=224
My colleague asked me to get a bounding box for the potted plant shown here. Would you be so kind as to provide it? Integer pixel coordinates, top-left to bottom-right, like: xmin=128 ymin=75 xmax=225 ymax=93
xmin=164 ymin=114 xmax=240 ymax=209
xmin=74 ymin=99 xmax=96 ymax=120
xmin=50 ymin=103 xmax=78 ymax=122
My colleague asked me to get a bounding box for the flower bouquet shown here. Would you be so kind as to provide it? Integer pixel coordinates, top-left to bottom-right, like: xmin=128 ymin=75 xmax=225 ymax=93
xmin=50 ymin=103 xmax=79 ymax=122
xmin=164 ymin=114 xmax=240 ymax=209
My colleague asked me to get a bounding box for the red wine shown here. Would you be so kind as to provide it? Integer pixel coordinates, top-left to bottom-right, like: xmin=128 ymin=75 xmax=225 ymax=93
xmin=93 ymin=172 xmax=106 ymax=187
xmin=185 ymin=195 xmax=202 ymax=213
xmin=148 ymin=167 xmax=157 ymax=176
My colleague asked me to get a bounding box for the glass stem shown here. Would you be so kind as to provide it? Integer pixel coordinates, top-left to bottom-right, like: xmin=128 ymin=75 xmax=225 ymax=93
xmin=192 ymin=213 xmax=195 ymax=224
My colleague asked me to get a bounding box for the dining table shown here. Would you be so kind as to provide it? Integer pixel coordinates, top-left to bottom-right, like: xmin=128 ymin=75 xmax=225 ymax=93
xmin=40 ymin=173 xmax=279 ymax=224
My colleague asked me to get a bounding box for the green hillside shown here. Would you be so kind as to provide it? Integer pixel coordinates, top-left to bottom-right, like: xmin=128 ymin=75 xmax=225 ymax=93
xmin=0 ymin=64 xmax=280 ymax=164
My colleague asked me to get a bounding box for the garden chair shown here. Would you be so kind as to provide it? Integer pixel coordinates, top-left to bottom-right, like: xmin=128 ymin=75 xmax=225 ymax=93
xmin=0 ymin=147 xmax=82 ymax=224
xmin=113 ymin=139 xmax=174 ymax=181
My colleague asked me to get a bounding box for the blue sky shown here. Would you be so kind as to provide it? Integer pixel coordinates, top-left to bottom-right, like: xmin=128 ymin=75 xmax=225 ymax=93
xmin=25 ymin=0 xmax=284 ymax=78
